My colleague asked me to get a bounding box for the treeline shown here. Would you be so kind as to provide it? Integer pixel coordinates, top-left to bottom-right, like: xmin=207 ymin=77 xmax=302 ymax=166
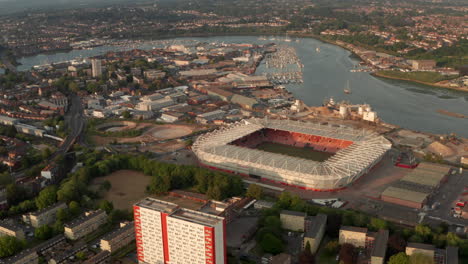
xmin=56 ymin=151 xmax=244 ymax=204
xmin=407 ymin=39 xmax=468 ymax=68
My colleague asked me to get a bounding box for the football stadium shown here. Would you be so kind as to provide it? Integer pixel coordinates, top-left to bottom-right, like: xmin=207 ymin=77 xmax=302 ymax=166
xmin=192 ymin=118 xmax=392 ymax=191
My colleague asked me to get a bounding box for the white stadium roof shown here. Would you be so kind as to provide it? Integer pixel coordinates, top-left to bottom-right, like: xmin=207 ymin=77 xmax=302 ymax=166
xmin=193 ymin=118 xmax=392 ymax=190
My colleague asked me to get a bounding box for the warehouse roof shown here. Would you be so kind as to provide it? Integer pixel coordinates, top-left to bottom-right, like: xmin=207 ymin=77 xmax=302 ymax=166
xmin=401 ymin=169 xmax=447 ymax=188
xmin=381 ymin=186 xmax=428 ymax=204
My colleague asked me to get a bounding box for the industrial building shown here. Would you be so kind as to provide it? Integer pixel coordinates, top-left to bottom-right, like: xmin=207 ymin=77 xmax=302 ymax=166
xmin=193 ymin=118 xmax=391 ymax=191
xmin=22 ymin=202 xmax=67 ymax=228
xmin=64 ymin=210 xmax=107 ymax=240
xmin=381 ymin=162 xmax=451 ymax=209
xmin=133 ymin=197 xmax=226 ymax=264
xmin=303 ymin=213 xmax=327 ymax=254
xmin=100 ymin=222 xmax=135 ymax=253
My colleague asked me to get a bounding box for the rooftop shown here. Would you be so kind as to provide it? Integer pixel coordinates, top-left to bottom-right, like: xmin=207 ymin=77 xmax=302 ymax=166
xmin=305 ymin=214 xmax=327 ymax=238
xmin=29 ymin=202 xmax=66 ymax=217
xmin=135 ymin=197 xmax=179 ymax=214
xmin=281 ymin=210 xmax=306 ymax=217
xmin=101 ymin=222 xmax=134 ymax=242
xmin=171 ymin=208 xmax=224 ymax=227
xmin=446 ymin=246 xmax=458 ymax=264
xmin=340 ymin=226 xmax=368 ymax=234
xmin=64 ymin=209 xmax=106 ymax=229
xmin=407 ymin=242 xmax=435 ymax=251
xmin=381 ymin=186 xmax=429 ymax=204
xmin=371 ymin=229 xmax=389 ymax=258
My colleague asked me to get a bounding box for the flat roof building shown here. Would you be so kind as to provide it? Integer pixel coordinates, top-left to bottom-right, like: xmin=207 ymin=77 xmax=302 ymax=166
xmin=23 ymin=202 xmax=67 ymax=228
xmin=0 ymin=248 xmax=38 ymax=264
xmin=64 ymin=210 xmax=107 ymax=240
xmin=100 ymin=222 xmax=135 ymax=253
xmin=303 ymin=214 xmax=327 ymax=254
xmin=381 ymin=163 xmax=451 ymax=209
xmin=134 ymin=197 xmax=226 ymax=264
xmin=0 ymin=220 xmax=25 ymax=240
xmin=339 ymin=226 xmax=368 ymax=248
xmin=280 ymin=210 xmax=306 ymax=232
xmin=406 ymin=242 xmax=435 ymax=259
xmin=370 ymin=229 xmax=389 ymax=264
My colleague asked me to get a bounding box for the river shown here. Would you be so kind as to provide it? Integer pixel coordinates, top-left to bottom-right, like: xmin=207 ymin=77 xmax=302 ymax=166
xmin=16 ymin=36 xmax=468 ymax=137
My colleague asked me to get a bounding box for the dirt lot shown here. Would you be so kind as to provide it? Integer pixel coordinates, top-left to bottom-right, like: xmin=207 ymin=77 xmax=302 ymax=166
xmin=92 ymin=123 xmax=202 ymax=145
xmin=92 ymin=170 xmax=151 ymax=210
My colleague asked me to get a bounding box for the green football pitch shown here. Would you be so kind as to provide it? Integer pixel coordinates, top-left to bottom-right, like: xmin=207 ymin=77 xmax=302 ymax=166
xmin=255 ymin=142 xmax=334 ymax=162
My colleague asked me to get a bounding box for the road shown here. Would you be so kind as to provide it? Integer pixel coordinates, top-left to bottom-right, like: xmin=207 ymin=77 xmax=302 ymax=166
xmin=51 ymin=94 xmax=85 ymax=159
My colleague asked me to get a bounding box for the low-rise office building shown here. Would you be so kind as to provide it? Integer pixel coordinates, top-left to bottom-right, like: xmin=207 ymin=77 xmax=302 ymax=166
xmin=370 ymin=230 xmax=389 ymax=264
xmin=280 ymin=210 xmax=306 ymax=232
xmin=0 ymin=220 xmax=25 ymax=240
xmin=100 ymin=222 xmax=135 ymax=253
xmin=64 ymin=210 xmax=107 ymax=240
xmin=303 ymin=214 xmax=327 ymax=254
xmin=23 ymin=202 xmax=67 ymax=228
xmin=339 ymin=226 xmax=368 ymax=248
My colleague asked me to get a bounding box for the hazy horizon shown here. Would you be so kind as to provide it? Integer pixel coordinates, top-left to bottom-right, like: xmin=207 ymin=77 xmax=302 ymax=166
xmin=0 ymin=0 xmax=154 ymax=15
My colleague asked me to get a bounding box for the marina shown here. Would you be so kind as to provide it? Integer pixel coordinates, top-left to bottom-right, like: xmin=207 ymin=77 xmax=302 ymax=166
xmin=14 ymin=35 xmax=468 ymax=137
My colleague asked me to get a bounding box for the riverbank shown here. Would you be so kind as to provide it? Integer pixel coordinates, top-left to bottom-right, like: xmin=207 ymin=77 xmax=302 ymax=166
xmin=372 ymin=71 xmax=468 ymax=93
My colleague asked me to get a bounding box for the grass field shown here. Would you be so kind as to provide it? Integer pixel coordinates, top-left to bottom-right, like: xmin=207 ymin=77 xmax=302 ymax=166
xmin=255 ymin=142 xmax=334 ymax=162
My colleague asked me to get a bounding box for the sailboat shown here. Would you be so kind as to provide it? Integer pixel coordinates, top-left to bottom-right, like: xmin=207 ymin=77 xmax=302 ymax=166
xmin=344 ymin=80 xmax=351 ymax=94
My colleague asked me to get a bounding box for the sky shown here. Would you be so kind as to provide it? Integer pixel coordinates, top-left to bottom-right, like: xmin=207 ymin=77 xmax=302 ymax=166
xmin=0 ymin=0 xmax=148 ymax=15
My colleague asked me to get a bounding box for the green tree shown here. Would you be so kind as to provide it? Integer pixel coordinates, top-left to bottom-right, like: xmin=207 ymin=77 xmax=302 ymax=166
xmin=369 ymin=217 xmax=388 ymax=231
xmin=68 ymin=82 xmax=79 ymax=92
xmin=52 ymin=220 xmax=64 ymax=234
xmin=409 ymin=252 xmax=434 ymax=264
xmin=121 ymin=110 xmax=131 ymax=119
xmin=98 ymin=200 xmax=114 ymax=214
xmin=69 ymin=201 xmax=81 ymax=216
xmin=35 ymin=185 xmax=58 ymax=210
xmin=260 ymin=233 xmax=283 ymax=254
xmin=246 ymin=184 xmax=263 ymax=199
xmin=324 ymin=240 xmax=340 ymax=256
xmin=0 ymin=236 xmax=23 ymax=257
xmin=388 ymin=252 xmax=410 ymax=264
xmin=42 ymin=148 xmax=52 ymax=160
xmin=56 ymin=208 xmax=70 ymax=222
xmin=76 ymin=251 xmax=86 ymax=260
xmin=446 ymin=232 xmax=462 ymax=246
xmin=35 ymin=225 xmax=53 ymax=240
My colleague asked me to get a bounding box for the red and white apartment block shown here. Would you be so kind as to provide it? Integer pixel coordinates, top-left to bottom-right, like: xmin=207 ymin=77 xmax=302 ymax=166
xmin=133 ymin=197 xmax=226 ymax=264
